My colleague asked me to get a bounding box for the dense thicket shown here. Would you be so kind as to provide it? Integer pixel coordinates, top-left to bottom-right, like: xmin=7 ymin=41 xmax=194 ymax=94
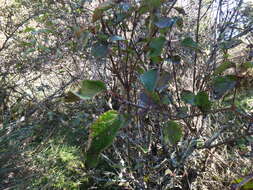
xmin=0 ymin=0 xmax=253 ymax=189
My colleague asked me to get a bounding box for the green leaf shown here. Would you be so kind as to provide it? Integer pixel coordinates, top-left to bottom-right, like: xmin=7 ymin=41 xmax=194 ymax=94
xmin=110 ymin=35 xmax=125 ymax=41
xmin=31 ymin=28 xmax=54 ymax=35
xmin=195 ymin=91 xmax=212 ymax=113
xmin=64 ymin=91 xmax=80 ymax=102
xmin=139 ymin=5 xmax=149 ymax=14
xmin=175 ymin=16 xmax=184 ymax=30
xmin=212 ymin=75 xmax=237 ymax=99
xmin=241 ymin=62 xmax=253 ymax=69
xmin=181 ymin=90 xmax=195 ymax=105
xmin=149 ymin=36 xmax=166 ymax=57
xmin=163 ymin=121 xmax=183 ymax=145
xmin=161 ymin=95 xmax=172 ymax=105
xmin=181 ymin=37 xmax=199 ymax=50
xmin=140 ymin=91 xmax=155 ymax=106
xmin=20 ymin=41 xmax=35 ymax=47
xmin=86 ymin=110 xmax=128 ymax=168
xmin=166 ymin=55 xmax=181 ymax=64
xmin=149 ymin=91 xmax=161 ymax=104
xmin=91 ymin=43 xmax=109 ymax=58
xmin=220 ymin=39 xmax=242 ymax=50
xmin=174 ymin=7 xmax=186 ymax=15
xmin=77 ymin=30 xmax=90 ymax=47
xmin=176 ymin=107 xmax=188 ymax=118
xmin=150 ymin=56 xmax=163 ymax=64
xmin=140 ymin=69 xmax=158 ymax=92
xmin=214 ymin=61 xmax=235 ymax=75
xmin=92 ymin=1 xmax=114 ymax=22
xmin=231 ymin=178 xmax=253 ymax=190
xmin=97 ymin=34 xmax=109 ymax=42
xmin=154 ymin=17 xmax=175 ymax=29
xmin=119 ymin=3 xmax=131 ymax=12
xmin=23 ymin=27 xmax=35 ymax=33
xmin=73 ymin=80 xmax=106 ymax=100
xmin=156 ymin=72 xmax=171 ymax=91
xmin=114 ymin=13 xmax=127 ymax=23
xmin=141 ymin=0 xmax=163 ymax=12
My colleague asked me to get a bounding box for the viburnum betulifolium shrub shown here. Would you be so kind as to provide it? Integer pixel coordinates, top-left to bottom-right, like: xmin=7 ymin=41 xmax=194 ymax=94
xmin=1 ymin=0 xmax=253 ymax=189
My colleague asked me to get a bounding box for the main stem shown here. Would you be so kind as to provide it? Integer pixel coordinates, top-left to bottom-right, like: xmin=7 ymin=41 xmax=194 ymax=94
xmin=193 ymin=0 xmax=202 ymax=93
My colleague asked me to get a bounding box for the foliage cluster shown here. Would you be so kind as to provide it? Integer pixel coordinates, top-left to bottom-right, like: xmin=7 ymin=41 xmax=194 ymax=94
xmin=1 ymin=0 xmax=253 ymax=189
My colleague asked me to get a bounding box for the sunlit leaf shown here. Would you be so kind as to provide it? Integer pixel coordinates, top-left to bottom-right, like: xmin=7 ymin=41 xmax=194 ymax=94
xmin=73 ymin=80 xmax=106 ymax=100
xmin=212 ymin=75 xmax=237 ymax=99
xmin=231 ymin=177 xmax=253 ymax=190
xmin=163 ymin=121 xmax=183 ymax=145
xmin=165 ymin=168 xmax=173 ymax=176
xmin=23 ymin=27 xmax=35 ymax=33
xmin=86 ymin=110 xmax=128 ymax=168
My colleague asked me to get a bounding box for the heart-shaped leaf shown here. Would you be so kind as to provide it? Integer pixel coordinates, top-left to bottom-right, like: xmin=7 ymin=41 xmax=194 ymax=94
xmin=86 ymin=110 xmax=128 ymax=168
xmin=220 ymin=39 xmax=242 ymax=50
xmin=175 ymin=16 xmax=184 ymax=29
xmin=92 ymin=0 xmax=114 ymax=22
xmin=231 ymin=177 xmax=253 ymax=190
xmin=181 ymin=37 xmax=199 ymax=50
xmin=163 ymin=121 xmax=183 ymax=145
xmin=139 ymin=91 xmax=156 ymax=107
xmin=154 ymin=17 xmax=176 ymax=28
xmin=181 ymin=90 xmax=195 ymax=105
xmin=156 ymin=72 xmax=171 ymax=91
xmin=241 ymin=62 xmax=253 ymax=70
xmin=214 ymin=61 xmax=235 ymax=75
xmin=142 ymin=0 xmax=163 ymax=12
xmin=64 ymin=91 xmax=81 ymax=102
xmin=110 ymin=35 xmax=125 ymax=42
xmin=212 ymin=75 xmax=237 ymax=99
xmin=73 ymin=80 xmax=106 ymax=100
xmin=166 ymin=55 xmax=181 ymax=64
xmin=174 ymin=7 xmax=186 ymax=15
xmin=149 ymin=36 xmax=166 ymax=57
xmin=92 ymin=43 xmax=109 ymax=58
xmin=195 ymin=91 xmax=212 ymax=113
xmin=140 ymin=69 xmax=158 ymax=92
